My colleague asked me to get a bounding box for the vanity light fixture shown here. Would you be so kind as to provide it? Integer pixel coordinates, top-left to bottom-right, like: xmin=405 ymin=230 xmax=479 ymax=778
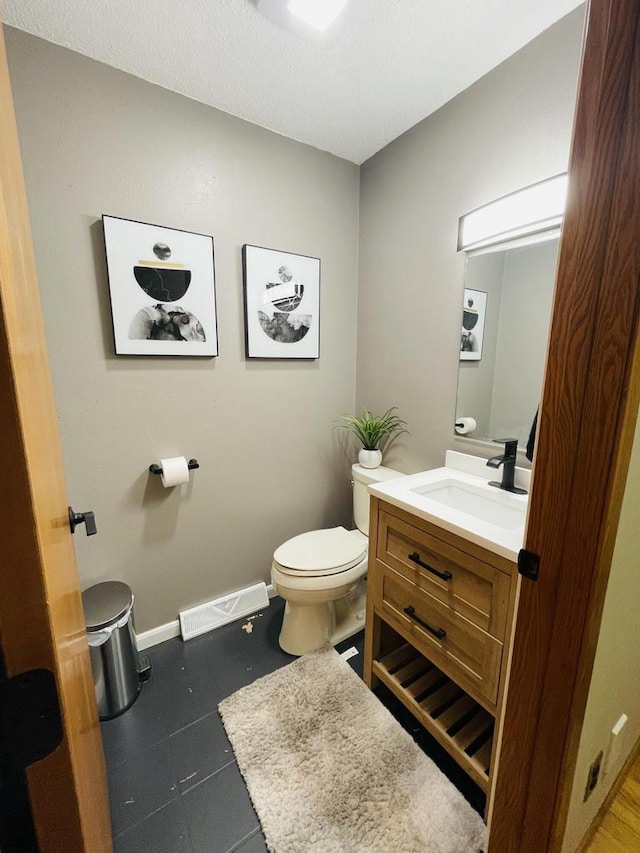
xmin=458 ymin=173 xmax=568 ymax=252
xmin=256 ymin=0 xmax=350 ymax=42
xmin=287 ymin=0 xmax=348 ymax=31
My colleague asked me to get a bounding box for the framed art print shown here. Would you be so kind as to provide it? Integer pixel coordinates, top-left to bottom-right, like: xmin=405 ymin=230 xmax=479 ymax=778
xmin=460 ymin=288 xmax=487 ymax=361
xmin=103 ymin=215 xmax=218 ymax=356
xmin=242 ymin=244 xmax=320 ymax=359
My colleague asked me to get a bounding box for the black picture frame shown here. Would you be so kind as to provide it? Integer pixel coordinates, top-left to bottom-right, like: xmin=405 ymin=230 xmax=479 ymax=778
xmin=242 ymin=244 xmax=320 ymax=359
xmin=103 ymin=215 xmax=218 ymax=356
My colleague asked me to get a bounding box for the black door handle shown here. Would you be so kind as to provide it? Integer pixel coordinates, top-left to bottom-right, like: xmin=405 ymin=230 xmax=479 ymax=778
xmin=68 ymin=507 xmax=97 ymax=536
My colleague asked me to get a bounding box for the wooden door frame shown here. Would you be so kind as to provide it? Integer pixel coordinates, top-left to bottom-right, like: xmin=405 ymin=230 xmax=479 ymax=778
xmin=0 ymin=24 xmax=112 ymax=852
xmin=488 ymin=0 xmax=640 ymax=849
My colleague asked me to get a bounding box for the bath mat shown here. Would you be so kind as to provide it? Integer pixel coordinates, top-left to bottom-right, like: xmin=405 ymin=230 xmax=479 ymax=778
xmin=218 ymin=645 xmax=486 ymax=852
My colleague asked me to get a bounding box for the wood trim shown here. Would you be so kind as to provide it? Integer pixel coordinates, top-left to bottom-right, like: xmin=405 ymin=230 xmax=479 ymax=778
xmin=364 ymin=496 xmax=382 ymax=689
xmin=488 ymin=0 xmax=640 ymax=849
xmin=548 ymin=37 xmax=640 ymax=846
xmin=0 ymin=24 xmax=111 ymax=851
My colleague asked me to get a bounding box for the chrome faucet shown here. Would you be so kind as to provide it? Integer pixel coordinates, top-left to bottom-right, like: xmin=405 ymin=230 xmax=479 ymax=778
xmin=487 ymin=439 xmax=528 ymax=495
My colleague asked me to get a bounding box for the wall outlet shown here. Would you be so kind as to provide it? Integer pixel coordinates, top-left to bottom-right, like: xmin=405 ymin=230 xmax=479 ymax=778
xmin=584 ymin=751 xmax=603 ymax=802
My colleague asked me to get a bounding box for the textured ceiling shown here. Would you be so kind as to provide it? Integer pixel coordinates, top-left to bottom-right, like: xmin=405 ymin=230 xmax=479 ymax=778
xmin=0 ymin=0 xmax=584 ymax=164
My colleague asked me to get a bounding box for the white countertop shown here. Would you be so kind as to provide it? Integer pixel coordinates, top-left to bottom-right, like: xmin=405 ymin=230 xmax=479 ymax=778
xmin=368 ymin=451 xmax=529 ymax=562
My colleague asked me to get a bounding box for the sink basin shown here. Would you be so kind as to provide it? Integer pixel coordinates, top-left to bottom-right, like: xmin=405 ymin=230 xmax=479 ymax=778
xmin=366 ymin=453 xmax=529 ymax=560
xmin=411 ymin=479 xmax=526 ymax=530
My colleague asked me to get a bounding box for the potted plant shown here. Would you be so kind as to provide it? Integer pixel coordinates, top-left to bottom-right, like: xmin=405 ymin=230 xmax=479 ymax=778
xmin=338 ymin=407 xmax=408 ymax=468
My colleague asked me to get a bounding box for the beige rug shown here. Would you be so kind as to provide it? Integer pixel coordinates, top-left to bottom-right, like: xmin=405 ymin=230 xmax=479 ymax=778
xmin=218 ymin=645 xmax=486 ymax=852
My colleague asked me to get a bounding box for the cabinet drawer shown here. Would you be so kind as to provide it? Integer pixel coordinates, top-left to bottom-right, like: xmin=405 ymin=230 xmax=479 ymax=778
xmin=377 ymin=510 xmax=511 ymax=640
xmin=380 ymin=566 xmax=502 ymax=706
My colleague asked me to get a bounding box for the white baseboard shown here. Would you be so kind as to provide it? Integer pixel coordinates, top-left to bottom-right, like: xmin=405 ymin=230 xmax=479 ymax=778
xmin=136 ymin=583 xmax=277 ymax=651
xmin=136 ymin=620 xmax=180 ymax=651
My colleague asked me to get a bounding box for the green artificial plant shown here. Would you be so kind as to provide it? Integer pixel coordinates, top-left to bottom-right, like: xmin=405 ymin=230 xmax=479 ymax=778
xmin=338 ymin=407 xmax=408 ymax=451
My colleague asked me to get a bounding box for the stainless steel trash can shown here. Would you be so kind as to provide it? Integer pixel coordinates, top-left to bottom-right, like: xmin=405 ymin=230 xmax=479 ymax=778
xmin=82 ymin=581 xmax=142 ymax=720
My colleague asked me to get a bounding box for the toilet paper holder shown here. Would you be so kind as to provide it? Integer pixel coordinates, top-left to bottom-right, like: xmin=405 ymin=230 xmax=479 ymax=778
xmin=454 ymin=417 xmax=477 ymax=435
xmin=149 ymin=458 xmax=200 ymax=475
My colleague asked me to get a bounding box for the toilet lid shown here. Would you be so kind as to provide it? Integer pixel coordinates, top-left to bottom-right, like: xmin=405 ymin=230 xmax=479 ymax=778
xmin=273 ymin=527 xmax=366 ymax=575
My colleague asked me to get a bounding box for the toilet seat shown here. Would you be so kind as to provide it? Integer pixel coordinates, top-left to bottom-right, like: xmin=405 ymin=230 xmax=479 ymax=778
xmin=273 ymin=526 xmax=367 ymax=577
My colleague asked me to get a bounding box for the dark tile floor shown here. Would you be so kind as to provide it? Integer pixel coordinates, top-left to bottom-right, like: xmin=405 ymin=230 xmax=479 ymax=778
xmin=101 ymin=597 xmax=484 ymax=852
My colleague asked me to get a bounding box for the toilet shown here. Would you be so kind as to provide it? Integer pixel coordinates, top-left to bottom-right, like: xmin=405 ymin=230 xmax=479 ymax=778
xmin=271 ymin=463 xmax=402 ymax=656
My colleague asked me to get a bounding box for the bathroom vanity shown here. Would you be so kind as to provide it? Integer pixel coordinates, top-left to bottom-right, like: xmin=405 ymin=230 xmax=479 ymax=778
xmin=363 ymin=452 xmax=527 ymax=805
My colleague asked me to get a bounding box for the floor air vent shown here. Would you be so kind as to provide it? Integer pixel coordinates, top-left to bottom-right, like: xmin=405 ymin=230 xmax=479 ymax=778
xmin=179 ymin=582 xmax=270 ymax=641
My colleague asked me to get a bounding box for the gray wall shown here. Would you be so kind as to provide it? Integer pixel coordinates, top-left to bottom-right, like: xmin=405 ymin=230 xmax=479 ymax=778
xmin=6 ymin=28 xmax=360 ymax=632
xmin=357 ymin=7 xmax=585 ymax=472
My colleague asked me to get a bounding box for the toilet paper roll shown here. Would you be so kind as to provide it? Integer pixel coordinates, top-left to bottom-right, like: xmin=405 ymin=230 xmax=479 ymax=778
xmin=159 ymin=456 xmax=190 ymax=487
xmin=455 ymin=417 xmax=477 ymax=435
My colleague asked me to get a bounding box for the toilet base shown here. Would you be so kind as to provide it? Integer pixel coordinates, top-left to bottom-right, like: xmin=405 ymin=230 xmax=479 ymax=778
xmin=278 ymin=582 xmax=366 ymax=656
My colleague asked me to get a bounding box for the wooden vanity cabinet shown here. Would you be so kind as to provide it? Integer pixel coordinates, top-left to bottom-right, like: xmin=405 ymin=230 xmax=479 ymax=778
xmin=364 ymin=496 xmax=519 ymax=798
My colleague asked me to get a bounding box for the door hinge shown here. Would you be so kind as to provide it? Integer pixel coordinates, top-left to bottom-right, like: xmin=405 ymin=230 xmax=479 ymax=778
xmin=0 ymin=669 xmax=62 ymax=769
xmin=518 ymin=548 xmax=540 ymax=581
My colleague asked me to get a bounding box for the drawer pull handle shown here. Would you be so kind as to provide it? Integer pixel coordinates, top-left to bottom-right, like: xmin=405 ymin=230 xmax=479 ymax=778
xmin=404 ymin=606 xmax=446 ymax=640
xmin=408 ymin=552 xmax=452 ymax=581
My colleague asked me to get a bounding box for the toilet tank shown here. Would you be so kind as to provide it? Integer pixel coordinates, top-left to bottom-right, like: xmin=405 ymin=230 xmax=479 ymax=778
xmin=352 ymin=464 xmax=403 ymax=535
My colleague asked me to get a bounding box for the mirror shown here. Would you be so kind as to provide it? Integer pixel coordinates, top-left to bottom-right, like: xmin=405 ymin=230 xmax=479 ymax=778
xmin=455 ymin=235 xmax=559 ymax=449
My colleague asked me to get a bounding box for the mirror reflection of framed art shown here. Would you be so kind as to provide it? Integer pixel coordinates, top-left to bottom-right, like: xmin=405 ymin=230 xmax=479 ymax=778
xmin=460 ymin=288 xmax=487 ymax=361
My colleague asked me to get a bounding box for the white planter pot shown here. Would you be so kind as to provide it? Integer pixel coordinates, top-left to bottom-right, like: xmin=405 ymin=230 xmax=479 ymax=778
xmin=358 ymin=448 xmax=382 ymax=469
